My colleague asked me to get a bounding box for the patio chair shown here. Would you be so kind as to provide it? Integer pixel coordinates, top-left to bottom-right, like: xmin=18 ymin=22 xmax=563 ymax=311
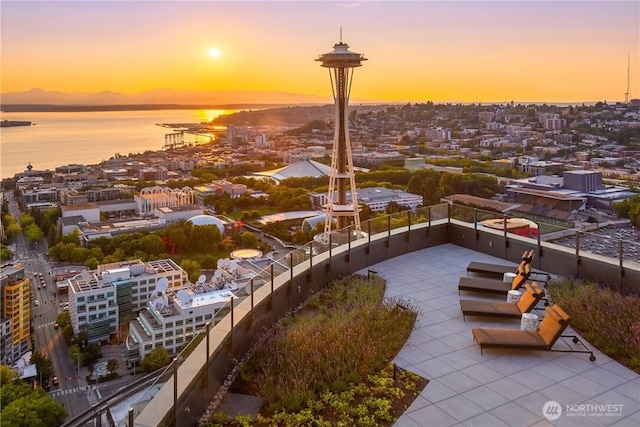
xmin=460 ymin=281 xmax=544 ymax=321
xmin=471 ymin=304 xmax=596 ymax=361
xmin=466 ymin=250 xmax=534 ymax=279
xmin=458 ymin=263 xmax=531 ymax=295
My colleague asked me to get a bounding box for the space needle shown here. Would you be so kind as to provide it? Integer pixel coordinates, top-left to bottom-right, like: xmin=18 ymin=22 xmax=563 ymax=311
xmin=316 ymin=33 xmax=367 ymax=244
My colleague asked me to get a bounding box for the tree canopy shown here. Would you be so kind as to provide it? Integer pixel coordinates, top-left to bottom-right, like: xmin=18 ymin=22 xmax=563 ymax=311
xmin=0 ymin=365 xmax=67 ymax=427
xmin=140 ymin=347 xmax=172 ymax=373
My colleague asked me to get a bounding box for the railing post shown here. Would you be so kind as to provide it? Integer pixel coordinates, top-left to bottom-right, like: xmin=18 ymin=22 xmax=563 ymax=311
xmin=230 ymin=296 xmax=234 ymax=348
xmin=173 ymin=357 xmax=178 ymax=427
xmin=537 ymin=221 xmax=542 ymax=270
xmin=619 ymin=239 xmax=624 ymax=293
xmin=348 ymin=225 xmax=352 ymax=252
xmin=270 ymin=263 xmax=274 ymax=308
xmin=576 ymin=230 xmax=580 ymax=278
xmin=205 ymin=321 xmax=210 ymax=387
xmin=407 ymin=210 xmax=411 ymax=231
xmin=309 ymin=241 xmax=313 ymax=270
xmin=290 ymin=251 xmax=294 ymax=284
xmin=250 ymin=278 xmax=254 ymax=311
xmin=206 ymin=321 xmax=210 ymax=361
xmin=428 ymin=206 xmax=431 ymax=227
xmin=368 ymin=220 xmax=371 ymax=244
xmin=128 ymin=408 xmax=134 ymax=427
xmin=503 ymin=215 xmax=508 ymax=255
xmin=474 ymin=208 xmax=478 ymax=250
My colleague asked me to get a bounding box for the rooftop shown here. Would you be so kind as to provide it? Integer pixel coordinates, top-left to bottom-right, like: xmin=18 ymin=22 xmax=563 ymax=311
xmin=358 ymin=244 xmax=639 ymax=426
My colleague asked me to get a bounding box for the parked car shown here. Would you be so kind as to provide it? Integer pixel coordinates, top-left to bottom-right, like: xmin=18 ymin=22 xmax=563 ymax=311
xmin=54 ymin=323 xmax=59 ymax=330
xmin=52 ymin=376 xmax=59 ymax=386
xmin=34 ymin=300 xmax=39 ymax=306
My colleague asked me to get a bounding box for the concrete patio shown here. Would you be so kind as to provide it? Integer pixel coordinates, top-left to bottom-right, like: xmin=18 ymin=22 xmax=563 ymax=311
xmin=360 ymin=244 xmax=640 ymax=427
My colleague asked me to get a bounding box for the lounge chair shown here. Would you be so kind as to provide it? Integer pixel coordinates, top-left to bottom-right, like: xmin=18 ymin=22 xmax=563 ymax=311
xmin=458 ymin=263 xmax=531 ymax=295
xmin=471 ymin=304 xmax=596 ymax=361
xmin=466 ymin=249 xmax=534 ymax=279
xmin=460 ymin=281 xmax=544 ymax=321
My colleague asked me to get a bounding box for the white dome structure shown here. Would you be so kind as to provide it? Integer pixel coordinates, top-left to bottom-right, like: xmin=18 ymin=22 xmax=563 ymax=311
xmin=188 ymin=215 xmax=225 ymax=234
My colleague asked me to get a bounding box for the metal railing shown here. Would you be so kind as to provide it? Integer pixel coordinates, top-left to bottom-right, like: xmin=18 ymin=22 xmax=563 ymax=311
xmin=84 ymin=203 xmax=639 ymax=427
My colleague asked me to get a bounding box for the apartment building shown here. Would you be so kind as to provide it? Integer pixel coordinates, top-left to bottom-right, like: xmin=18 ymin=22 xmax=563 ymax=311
xmin=66 ymin=259 xmax=185 ymax=344
xmin=0 ymin=263 xmax=31 ymax=365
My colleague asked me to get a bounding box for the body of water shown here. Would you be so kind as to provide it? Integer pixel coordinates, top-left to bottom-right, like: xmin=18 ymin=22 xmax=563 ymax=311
xmin=0 ymin=109 xmax=238 ymax=179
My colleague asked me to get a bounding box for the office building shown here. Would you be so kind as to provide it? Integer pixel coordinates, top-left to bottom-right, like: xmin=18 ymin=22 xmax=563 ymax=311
xmin=66 ymin=259 xmax=185 ymax=344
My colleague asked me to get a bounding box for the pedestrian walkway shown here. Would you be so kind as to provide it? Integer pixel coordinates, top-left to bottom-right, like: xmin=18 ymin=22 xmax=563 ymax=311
xmin=358 ymin=244 xmax=640 ymax=427
xmin=87 ymin=389 xmax=99 ymax=407
xmin=49 ymin=386 xmax=83 ymax=397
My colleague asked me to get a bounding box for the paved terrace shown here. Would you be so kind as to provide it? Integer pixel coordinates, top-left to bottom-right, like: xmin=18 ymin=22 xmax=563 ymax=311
xmin=359 ymin=244 xmax=639 ymax=427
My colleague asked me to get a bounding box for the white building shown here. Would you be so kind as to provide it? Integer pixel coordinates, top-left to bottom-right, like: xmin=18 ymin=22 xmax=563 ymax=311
xmin=124 ymin=259 xmax=254 ymax=363
xmin=309 ymin=187 xmax=423 ymax=213
xmin=66 ymin=259 xmax=185 ymax=344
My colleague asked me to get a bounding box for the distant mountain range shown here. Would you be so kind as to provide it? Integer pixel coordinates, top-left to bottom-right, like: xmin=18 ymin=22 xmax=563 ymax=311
xmin=0 ymin=88 xmax=332 ymax=111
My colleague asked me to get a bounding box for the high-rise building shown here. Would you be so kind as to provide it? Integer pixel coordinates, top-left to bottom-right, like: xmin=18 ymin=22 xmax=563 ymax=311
xmin=316 ymin=36 xmax=366 ymax=242
xmin=0 ymin=263 xmax=31 ymax=365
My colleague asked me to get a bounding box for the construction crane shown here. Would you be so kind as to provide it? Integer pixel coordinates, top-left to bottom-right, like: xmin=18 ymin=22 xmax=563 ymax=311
xmin=625 ymin=53 xmax=630 ymax=104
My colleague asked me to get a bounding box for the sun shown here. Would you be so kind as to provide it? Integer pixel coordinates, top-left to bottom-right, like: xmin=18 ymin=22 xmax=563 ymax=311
xmin=208 ymin=48 xmax=221 ymax=59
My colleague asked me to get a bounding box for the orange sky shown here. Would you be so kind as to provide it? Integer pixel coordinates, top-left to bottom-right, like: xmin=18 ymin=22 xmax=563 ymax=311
xmin=1 ymin=1 xmax=638 ymax=103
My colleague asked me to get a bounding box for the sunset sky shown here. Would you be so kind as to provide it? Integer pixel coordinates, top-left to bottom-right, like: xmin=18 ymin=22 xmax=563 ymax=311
xmin=1 ymin=0 xmax=638 ymax=104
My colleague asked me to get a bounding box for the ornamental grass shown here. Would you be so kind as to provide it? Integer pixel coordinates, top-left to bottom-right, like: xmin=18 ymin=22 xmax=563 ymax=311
xmin=548 ymin=278 xmax=640 ymax=372
xmin=232 ymin=273 xmax=422 ymax=424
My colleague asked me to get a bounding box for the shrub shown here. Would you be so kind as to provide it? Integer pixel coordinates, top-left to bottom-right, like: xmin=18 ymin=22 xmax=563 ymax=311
xmin=548 ymin=278 xmax=640 ymax=371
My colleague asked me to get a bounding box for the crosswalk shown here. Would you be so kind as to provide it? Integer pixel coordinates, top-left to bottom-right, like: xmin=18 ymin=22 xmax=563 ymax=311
xmin=87 ymin=389 xmax=98 ymax=406
xmin=50 ymin=386 xmax=81 ymax=397
xmin=50 ymin=386 xmax=101 ymax=406
xmin=36 ymin=321 xmax=56 ymax=330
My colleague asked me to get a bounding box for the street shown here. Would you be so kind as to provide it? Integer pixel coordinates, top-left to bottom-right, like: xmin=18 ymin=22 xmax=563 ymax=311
xmin=5 ymin=193 xmax=92 ymax=421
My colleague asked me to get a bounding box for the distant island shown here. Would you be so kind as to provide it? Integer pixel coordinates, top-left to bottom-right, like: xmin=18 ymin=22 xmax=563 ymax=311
xmin=0 ymin=120 xmax=32 ymax=127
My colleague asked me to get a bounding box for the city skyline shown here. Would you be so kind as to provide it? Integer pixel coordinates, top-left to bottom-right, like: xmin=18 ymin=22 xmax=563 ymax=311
xmin=1 ymin=1 xmax=639 ymax=104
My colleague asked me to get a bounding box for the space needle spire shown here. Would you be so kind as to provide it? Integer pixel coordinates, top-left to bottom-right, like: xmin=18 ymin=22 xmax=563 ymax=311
xmin=316 ymin=34 xmax=367 ymax=243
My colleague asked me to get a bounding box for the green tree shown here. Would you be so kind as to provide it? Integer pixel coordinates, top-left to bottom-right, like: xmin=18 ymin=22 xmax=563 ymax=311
xmin=4 ymin=222 xmax=22 ymax=240
xmin=140 ymin=347 xmax=171 ymax=372
xmin=1 ymin=245 xmax=14 ymax=261
xmin=0 ymin=364 xmax=19 ymax=387
xmin=56 ymin=311 xmax=71 ymax=329
xmin=107 ymin=358 xmax=119 ymax=375
xmin=30 ymin=351 xmax=53 ymax=383
xmin=1 ymin=380 xmax=33 ymax=411
xmin=47 ymin=224 xmax=58 ymax=247
xmin=1 ymin=390 xmax=67 ymax=427
xmin=82 ymin=344 xmax=102 ymax=368
xmin=240 ymin=231 xmax=259 ymax=248
xmin=201 ymin=254 xmax=218 ymax=269
xmin=24 ymin=223 xmax=44 ymax=243
xmin=139 ymin=234 xmax=165 ymax=256
xmin=180 ymin=259 xmax=201 ymax=283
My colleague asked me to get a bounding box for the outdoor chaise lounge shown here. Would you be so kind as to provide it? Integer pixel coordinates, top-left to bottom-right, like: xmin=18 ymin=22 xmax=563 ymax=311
xmin=466 ymin=249 xmax=551 ymax=283
xmin=471 ymin=304 xmax=596 ymax=361
xmin=466 ymin=250 xmax=534 ymax=279
xmin=460 ymin=281 xmax=544 ymax=321
xmin=458 ymin=263 xmax=531 ymax=295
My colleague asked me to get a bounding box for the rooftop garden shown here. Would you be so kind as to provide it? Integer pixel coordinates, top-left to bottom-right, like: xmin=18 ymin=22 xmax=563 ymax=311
xmin=547 ymin=278 xmax=640 ymax=373
xmin=201 ymin=274 xmax=426 ymax=426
